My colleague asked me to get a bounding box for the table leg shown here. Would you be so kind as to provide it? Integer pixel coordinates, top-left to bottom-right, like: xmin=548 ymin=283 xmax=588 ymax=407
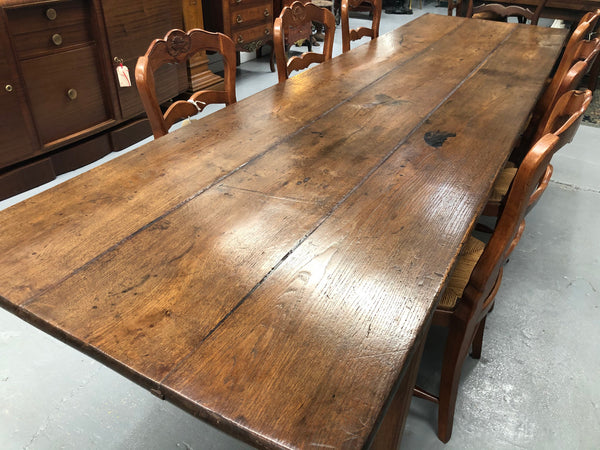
xmin=370 ymin=334 xmax=427 ymax=450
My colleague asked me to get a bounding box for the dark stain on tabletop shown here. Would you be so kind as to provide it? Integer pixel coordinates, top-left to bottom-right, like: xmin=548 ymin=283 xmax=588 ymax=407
xmin=424 ymin=130 xmax=456 ymax=148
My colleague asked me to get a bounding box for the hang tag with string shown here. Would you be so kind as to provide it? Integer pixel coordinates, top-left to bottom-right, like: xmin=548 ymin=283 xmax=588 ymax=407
xmin=115 ymin=58 xmax=131 ymax=87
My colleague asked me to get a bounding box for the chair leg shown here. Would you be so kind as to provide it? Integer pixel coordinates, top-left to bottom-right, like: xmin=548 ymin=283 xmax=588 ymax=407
xmin=471 ymin=316 xmax=487 ymax=360
xmin=437 ymin=321 xmax=471 ymax=443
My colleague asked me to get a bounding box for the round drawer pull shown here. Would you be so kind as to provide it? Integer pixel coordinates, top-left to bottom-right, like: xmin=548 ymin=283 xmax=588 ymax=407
xmin=237 ymin=35 xmax=244 ymax=44
xmin=46 ymin=8 xmax=57 ymax=20
xmin=52 ymin=33 xmax=63 ymax=46
xmin=236 ymin=0 xmax=242 ymax=3
xmin=5 ymin=84 xmax=13 ymax=93
xmin=236 ymin=15 xmax=243 ymax=24
xmin=67 ymin=88 xmax=78 ymax=100
xmin=264 ymin=9 xmax=270 ymax=17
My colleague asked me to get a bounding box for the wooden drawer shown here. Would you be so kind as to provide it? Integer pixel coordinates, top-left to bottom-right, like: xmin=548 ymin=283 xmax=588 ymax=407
xmin=7 ymin=0 xmax=92 ymax=58
xmin=229 ymin=4 xmax=273 ymax=29
xmin=12 ymin=22 xmax=93 ymax=58
xmin=232 ymin=22 xmax=273 ymax=50
xmin=20 ymin=45 xmax=110 ymax=145
xmin=6 ymin=0 xmax=87 ymax=36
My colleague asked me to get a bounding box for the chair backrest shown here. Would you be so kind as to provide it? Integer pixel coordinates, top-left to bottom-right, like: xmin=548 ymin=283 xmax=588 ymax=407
xmin=135 ymin=28 xmax=237 ymax=139
xmin=540 ymin=89 xmax=593 ymax=151
xmin=522 ymin=89 xmax=593 ymax=215
xmin=577 ymin=9 xmax=600 ymax=36
xmin=466 ymin=0 xmax=548 ymax=25
xmin=341 ymin=0 xmax=382 ymax=53
xmin=463 ymin=133 xmax=559 ymax=316
xmin=532 ymin=37 xmax=600 ymax=142
xmin=274 ymin=1 xmax=336 ymax=83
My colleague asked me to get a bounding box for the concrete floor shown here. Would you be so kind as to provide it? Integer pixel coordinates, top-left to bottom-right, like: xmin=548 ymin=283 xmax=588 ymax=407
xmin=1 ymin=3 xmax=599 ymax=449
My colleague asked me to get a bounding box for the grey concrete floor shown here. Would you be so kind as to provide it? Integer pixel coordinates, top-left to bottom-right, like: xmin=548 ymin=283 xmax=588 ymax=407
xmin=1 ymin=3 xmax=599 ymax=449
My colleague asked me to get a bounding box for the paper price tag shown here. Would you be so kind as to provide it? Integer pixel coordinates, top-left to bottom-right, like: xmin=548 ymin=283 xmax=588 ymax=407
xmin=116 ymin=65 xmax=131 ymax=87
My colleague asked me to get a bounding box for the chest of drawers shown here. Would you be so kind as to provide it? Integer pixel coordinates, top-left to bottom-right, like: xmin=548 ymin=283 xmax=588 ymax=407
xmin=202 ymin=0 xmax=275 ymax=54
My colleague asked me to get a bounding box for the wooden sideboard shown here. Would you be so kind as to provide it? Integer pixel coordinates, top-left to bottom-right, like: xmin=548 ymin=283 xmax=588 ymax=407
xmin=0 ymin=0 xmax=188 ymax=200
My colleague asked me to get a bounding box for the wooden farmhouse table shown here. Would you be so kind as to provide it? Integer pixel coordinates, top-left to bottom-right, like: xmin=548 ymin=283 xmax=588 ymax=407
xmin=0 ymin=14 xmax=567 ymax=449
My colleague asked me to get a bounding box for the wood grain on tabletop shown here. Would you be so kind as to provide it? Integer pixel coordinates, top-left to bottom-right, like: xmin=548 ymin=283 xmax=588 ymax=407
xmin=0 ymin=14 xmax=567 ymax=449
xmin=0 ymin=13 xmax=460 ymax=306
xmin=158 ymin=22 xmax=567 ymax=449
xmin=5 ymin=15 xmax=519 ymax=382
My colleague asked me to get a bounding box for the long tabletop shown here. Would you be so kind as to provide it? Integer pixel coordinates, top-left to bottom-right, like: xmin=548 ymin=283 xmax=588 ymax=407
xmin=0 ymin=14 xmax=567 ymax=449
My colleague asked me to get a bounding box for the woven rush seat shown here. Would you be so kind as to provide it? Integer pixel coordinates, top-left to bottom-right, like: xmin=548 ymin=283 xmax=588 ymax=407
xmin=488 ymin=165 xmax=518 ymax=203
xmin=437 ymin=236 xmax=486 ymax=311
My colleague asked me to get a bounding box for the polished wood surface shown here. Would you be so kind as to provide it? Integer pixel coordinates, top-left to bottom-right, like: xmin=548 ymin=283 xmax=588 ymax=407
xmin=0 ymin=14 xmax=566 ymax=449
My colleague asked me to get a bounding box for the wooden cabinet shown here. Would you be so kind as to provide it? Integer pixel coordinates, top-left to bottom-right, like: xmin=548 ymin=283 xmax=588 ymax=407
xmin=0 ymin=17 xmax=38 ymax=168
xmin=101 ymin=0 xmax=187 ymax=119
xmin=0 ymin=0 xmax=188 ymax=200
xmin=202 ymin=0 xmax=275 ymax=54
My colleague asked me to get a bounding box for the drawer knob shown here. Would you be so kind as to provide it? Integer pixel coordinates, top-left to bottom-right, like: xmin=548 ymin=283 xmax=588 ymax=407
xmin=52 ymin=33 xmax=63 ymax=46
xmin=265 ymin=28 xmax=270 ymax=35
xmin=236 ymin=0 xmax=242 ymax=3
xmin=237 ymin=35 xmax=244 ymax=44
xmin=5 ymin=84 xmax=13 ymax=93
xmin=264 ymin=9 xmax=270 ymax=17
xmin=236 ymin=15 xmax=243 ymax=24
xmin=46 ymin=8 xmax=57 ymax=20
xmin=67 ymin=88 xmax=78 ymax=100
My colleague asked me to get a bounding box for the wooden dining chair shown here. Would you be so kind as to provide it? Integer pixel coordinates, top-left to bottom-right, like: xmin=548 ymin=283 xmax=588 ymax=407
xmin=466 ymin=0 xmax=548 ymax=25
xmin=484 ymin=89 xmax=592 ymax=222
xmin=585 ymin=10 xmax=600 ymax=91
xmin=414 ymin=132 xmax=561 ymax=443
xmin=531 ymin=38 xmax=600 ymax=144
xmin=340 ymin=0 xmax=382 ymax=53
xmin=530 ymin=11 xmax=599 ymax=128
xmin=274 ymin=1 xmax=336 ymax=83
xmin=135 ymin=28 xmax=237 ymax=139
